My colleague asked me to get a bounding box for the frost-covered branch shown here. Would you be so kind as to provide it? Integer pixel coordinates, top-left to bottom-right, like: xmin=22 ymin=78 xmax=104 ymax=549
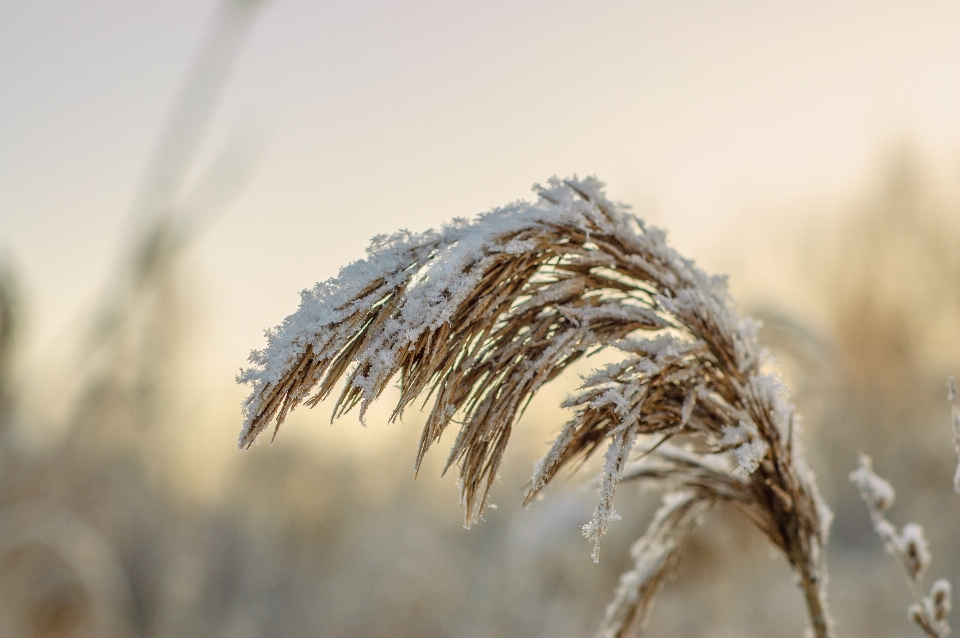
xmin=850 ymin=455 xmax=952 ymax=637
xmin=238 ymin=177 xmax=833 ymax=637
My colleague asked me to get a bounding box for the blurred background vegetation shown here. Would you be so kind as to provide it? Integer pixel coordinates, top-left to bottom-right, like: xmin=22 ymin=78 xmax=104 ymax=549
xmin=1 ymin=1 xmax=958 ymax=637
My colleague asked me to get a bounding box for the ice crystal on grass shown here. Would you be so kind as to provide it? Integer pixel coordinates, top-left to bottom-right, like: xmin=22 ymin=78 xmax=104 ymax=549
xmin=930 ymin=580 xmax=952 ymax=622
xmin=720 ymin=420 xmax=770 ymax=477
xmin=239 ymin=177 xmax=834 ymax=637
xmin=584 ymin=425 xmax=639 ymax=562
xmin=898 ymin=524 xmax=932 ymax=582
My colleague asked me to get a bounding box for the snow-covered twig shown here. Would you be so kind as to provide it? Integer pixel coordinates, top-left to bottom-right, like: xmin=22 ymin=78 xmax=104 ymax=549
xmin=850 ymin=455 xmax=952 ymax=637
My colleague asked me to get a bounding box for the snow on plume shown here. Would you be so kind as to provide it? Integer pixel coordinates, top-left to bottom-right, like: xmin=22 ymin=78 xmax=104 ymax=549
xmin=237 ymin=176 xmax=829 ymax=591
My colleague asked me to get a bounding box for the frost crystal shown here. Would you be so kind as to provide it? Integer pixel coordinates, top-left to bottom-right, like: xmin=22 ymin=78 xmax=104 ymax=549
xmin=584 ymin=426 xmax=639 ymax=562
xmin=849 ymin=455 xmax=896 ymax=512
xmin=721 ymin=420 xmax=769 ymax=476
xmin=898 ymin=523 xmax=931 ymax=581
xmin=931 ymin=579 xmax=952 ymax=621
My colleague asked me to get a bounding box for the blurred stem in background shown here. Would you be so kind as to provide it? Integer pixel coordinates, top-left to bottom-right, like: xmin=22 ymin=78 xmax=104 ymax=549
xmin=80 ymin=0 xmax=264 ymax=427
xmin=0 ymin=2 xmax=263 ymax=637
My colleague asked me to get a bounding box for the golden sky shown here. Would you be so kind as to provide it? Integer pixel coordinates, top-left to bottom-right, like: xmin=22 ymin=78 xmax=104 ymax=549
xmin=2 ymin=0 xmax=960 ymax=397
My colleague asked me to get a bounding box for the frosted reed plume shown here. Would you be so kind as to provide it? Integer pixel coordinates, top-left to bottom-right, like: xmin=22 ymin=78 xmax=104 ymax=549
xmin=238 ymin=178 xmax=833 ymax=637
xmin=850 ymin=455 xmax=952 ymax=637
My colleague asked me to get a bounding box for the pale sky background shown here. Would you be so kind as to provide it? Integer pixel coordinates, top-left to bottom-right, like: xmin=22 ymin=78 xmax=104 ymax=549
xmin=2 ymin=0 xmax=960 ymax=421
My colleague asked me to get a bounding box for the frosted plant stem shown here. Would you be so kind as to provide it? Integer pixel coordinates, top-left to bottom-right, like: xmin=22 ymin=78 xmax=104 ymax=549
xmin=797 ymin=557 xmax=833 ymax=638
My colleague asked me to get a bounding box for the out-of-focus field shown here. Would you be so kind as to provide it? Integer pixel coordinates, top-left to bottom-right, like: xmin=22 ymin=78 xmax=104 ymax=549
xmin=2 ymin=2 xmax=959 ymax=637
xmin=5 ymin=148 xmax=958 ymax=638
